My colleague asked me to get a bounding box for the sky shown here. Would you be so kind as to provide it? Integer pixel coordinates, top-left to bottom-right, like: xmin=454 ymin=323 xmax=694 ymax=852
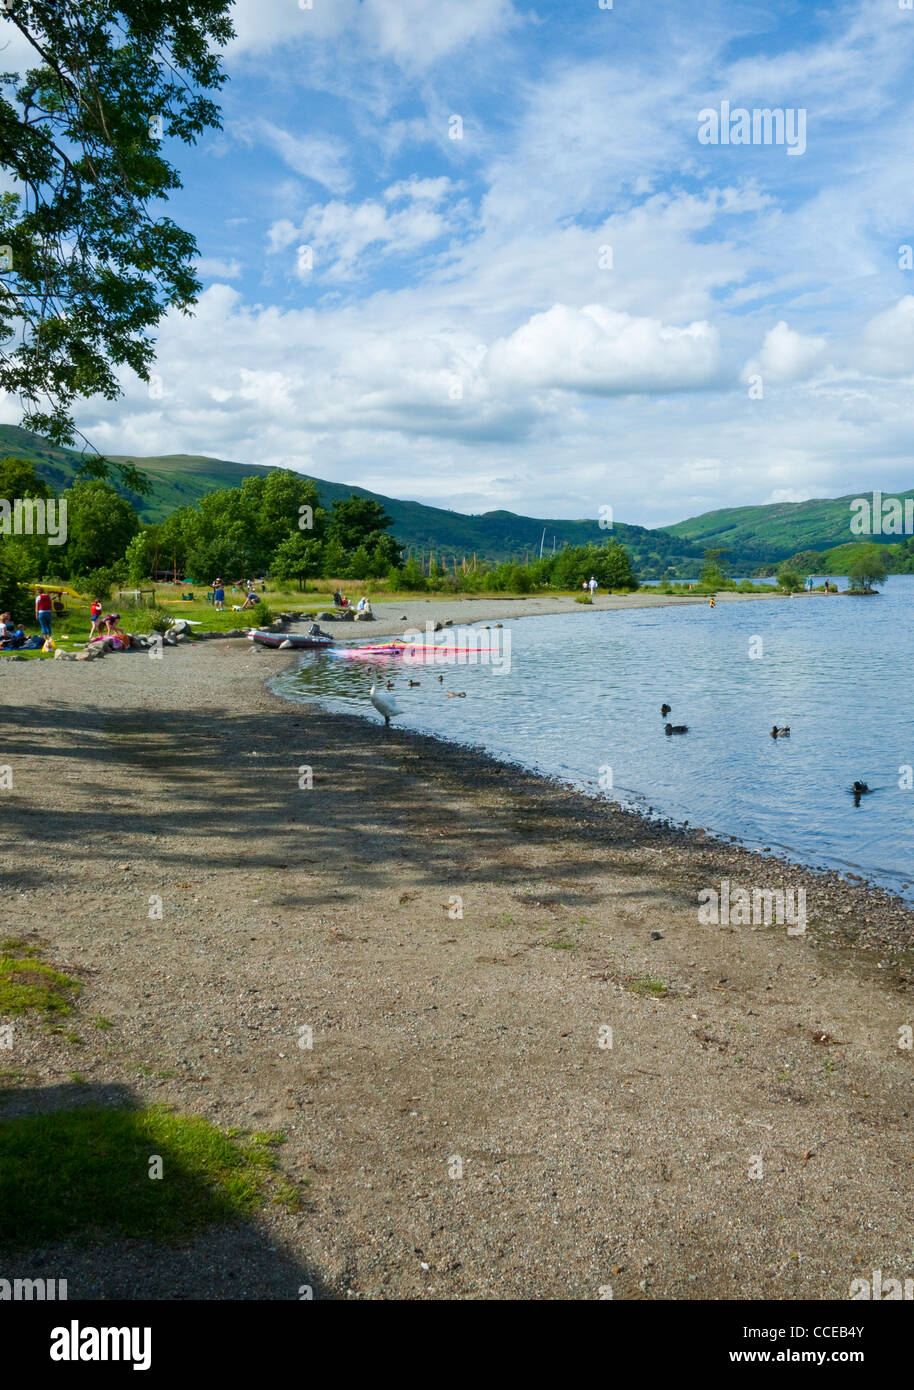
xmin=4 ymin=0 xmax=914 ymax=528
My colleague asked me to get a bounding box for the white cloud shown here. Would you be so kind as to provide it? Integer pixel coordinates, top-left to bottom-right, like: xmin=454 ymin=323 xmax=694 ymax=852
xmin=227 ymin=0 xmax=516 ymax=68
xmin=858 ymin=297 xmax=914 ymax=378
xmin=235 ymin=120 xmax=351 ymax=195
xmin=196 ymin=257 xmax=242 ymax=281
xmin=268 ymin=180 xmax=461 ymax=281
xmin=743 ymin=321 xmax=827 ymax=386
xmin=486 ymin=305 xmax=720 ymax=395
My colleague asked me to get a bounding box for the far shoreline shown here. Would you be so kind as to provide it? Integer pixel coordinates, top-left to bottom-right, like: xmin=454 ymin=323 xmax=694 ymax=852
xmin=336 ymin=586 xmax=785 ymax=638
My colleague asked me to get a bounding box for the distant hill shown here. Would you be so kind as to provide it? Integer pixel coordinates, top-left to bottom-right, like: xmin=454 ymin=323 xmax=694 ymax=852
xmin=0 ymin=423 xmax=905 ymax=574
xmin=0 ymin=424 xmax=708 ymax=573
xmin=665 ymin=491 xmax=914 ymax=564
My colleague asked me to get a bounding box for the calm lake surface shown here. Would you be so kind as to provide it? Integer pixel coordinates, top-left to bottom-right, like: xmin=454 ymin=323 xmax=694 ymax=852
xmin=273 ymin=577 xmax=914 ymax=900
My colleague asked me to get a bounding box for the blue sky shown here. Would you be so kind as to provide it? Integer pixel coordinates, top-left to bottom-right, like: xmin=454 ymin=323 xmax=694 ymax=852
xmin=5 ymin=0 xmax=914 ymax=527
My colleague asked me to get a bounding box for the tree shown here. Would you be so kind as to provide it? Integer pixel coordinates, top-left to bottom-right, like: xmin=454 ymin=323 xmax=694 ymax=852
xmin=0 ymin=0 xmax=233 ymax=478
xmin=847 ymin=545 xmax=888 ymax=593
xmin=59 ymin=478 xmax=138 ymax=575
xmin=124 ymin=532 xmax=150 ymax=586
xmin=269 ymin=535 xmax=324 ymax=591
xmin=0 ymin=543 xmax=29 ymax=620
xmin=776 ymin=568 xmax=802 ymax=593
xmin=699 ymin=547 xmax=730 ymax=590
xmin=0 ymin=454 xmax=54 ymax=577
xmin=250 ymin=470 xmax=323 ymax=559
xmin=552 ymin=540 xmax=637 ymax=591
xmin=327 ymin=497 xmax=394 ymax=554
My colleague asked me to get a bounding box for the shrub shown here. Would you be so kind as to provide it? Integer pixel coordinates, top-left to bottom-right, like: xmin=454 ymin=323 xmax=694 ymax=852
xmin=122 ymin=604 xmax=172 ymax=634
xmin=73 ymin=565 xmax=125 ymax=601
xmin=776 ymin=568 xmax=802 ymax=593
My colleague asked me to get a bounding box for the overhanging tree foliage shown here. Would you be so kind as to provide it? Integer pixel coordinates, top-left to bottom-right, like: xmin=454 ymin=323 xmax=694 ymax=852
xmin=0 ymin=0 xmax=234 ymax=484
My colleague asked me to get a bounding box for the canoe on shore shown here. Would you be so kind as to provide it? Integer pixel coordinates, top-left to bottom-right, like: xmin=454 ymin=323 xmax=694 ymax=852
xmin=249 ymin=630 xmax=335 ymax=649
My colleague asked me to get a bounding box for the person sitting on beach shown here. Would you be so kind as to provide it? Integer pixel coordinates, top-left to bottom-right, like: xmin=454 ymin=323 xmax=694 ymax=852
xmin=357 ymin=595 xmax=372 ymax=613
xmin=0 ymin=612 xmax=15 ymax=641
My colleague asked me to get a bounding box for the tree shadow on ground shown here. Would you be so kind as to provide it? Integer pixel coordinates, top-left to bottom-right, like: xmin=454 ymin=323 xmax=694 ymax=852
xmin=0 ymin=693 xmax=715 ymax=916
xmin=0 ymin=1081 xmax=335 ymax=1300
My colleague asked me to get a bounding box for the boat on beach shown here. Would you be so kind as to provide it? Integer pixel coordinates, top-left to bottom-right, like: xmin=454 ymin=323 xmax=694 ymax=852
xmin=249 ymin=629 xmax=335 ymax=649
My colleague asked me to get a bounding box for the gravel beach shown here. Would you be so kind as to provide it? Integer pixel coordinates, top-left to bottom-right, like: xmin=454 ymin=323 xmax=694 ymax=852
xmin=1 ymin=613 xmax=912 ymax=1300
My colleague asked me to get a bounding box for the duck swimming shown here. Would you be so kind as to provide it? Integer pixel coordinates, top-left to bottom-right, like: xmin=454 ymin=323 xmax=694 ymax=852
xmin=665 ymin=723 xmax=688 ymax=735
xmin=771 ymin=726 xmax=790 ymax=738
xmin=661 ymin=704 xmax=671 ymax=717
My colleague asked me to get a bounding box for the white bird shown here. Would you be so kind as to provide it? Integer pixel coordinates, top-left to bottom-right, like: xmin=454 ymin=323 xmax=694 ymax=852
xmin=370 ymin=683 xmax=402 ymax=727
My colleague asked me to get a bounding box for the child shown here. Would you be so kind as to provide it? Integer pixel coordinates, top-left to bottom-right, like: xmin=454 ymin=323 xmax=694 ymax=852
xmin=89 ymin=598 xmax=103 ymax=638
xmin=212 ymin=578 xmax=225 ymax=611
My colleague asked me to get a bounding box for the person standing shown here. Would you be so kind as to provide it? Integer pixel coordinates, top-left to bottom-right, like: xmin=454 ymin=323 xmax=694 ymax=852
xmin=589 ymin=575 xmax=598 ymax=597
xmin=212 ymin=577 xmax=225 ymax=611
xmin=35 ymin=587 xmax=53 ymax=638
xmin=88 ymin=598 xmax=103 ymax=638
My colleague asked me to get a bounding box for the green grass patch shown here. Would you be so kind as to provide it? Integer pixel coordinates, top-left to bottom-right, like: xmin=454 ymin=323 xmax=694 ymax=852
xmin=0 ymin=940 xmax=80 ymax=1016
xmin=0 ymin=1105 xmax=304 ymax=1250
xmin=626 ymin=975 xmax=669 ymax=998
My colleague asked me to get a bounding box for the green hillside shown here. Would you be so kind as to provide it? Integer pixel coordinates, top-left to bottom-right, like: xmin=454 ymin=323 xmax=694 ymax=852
xmin=2 ymin=422 xmax=906 ymax=575
xmin=0 ymin=424 xmax=707 ymax=574
xmin=665 ymin=491 xmax=914 ymax=563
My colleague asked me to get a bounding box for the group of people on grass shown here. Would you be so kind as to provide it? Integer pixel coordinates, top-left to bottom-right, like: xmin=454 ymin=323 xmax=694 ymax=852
xmin=1 ymin=590 xmax=128 ymax=653
xmin=0 ymin=589 xmax=59 ymax=651
xmin=210 ymin=577 xmax=266 ymax=612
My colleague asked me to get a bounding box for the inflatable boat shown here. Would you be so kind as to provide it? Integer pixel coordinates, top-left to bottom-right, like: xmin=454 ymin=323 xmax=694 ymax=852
xmin=249 ymin=629 xmax=335 ymax=649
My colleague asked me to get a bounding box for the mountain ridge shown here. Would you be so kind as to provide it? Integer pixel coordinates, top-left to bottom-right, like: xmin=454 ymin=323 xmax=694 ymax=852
xmin=0 ymin=423 xmax=903 ymax=574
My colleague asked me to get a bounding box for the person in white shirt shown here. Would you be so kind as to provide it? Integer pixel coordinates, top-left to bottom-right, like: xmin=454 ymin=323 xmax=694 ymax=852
xmin=588 ymin=576 xmax=598 ymax=596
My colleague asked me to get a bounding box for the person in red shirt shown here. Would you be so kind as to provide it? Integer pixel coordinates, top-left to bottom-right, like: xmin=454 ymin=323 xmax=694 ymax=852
xmin=35 ymin=588 xmax=53 ymax=638
xmin=88 ymin=598 xmax=103 ymax=638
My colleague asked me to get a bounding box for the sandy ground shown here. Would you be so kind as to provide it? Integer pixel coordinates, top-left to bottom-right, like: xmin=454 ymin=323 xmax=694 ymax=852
xmin=331 ymin=588 xmax=784 ymax=638
xmin=1 ymin=627 xmax=912 ymax=1301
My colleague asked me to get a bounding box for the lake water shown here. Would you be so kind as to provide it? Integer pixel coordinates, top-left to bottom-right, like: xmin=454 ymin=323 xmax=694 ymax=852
xmin=272 ymin=578 xmax=914 ymax=900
